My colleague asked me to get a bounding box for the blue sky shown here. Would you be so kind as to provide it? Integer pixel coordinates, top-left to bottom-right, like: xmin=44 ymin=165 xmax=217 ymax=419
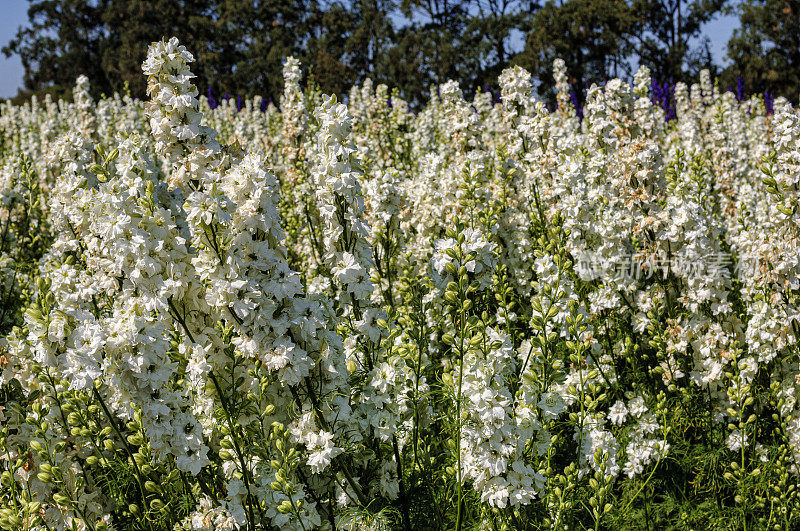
xmin=0 ymin=1 xmax=29 ymax=98
xmin=0 ymin=0 xmax=740 ymax=99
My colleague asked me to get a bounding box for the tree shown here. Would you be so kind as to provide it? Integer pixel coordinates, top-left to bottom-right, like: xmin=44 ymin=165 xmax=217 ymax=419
xmin=4 ymin=0 xmax=742 ymax=107
xmin=465 ymin=0 xmax=529 ymax=92
xmin=339 ymin=0 xmax=398 ymax=84
xmin=628 ymin=0 xmax=727 ymax=81
xmin=303 ymin=0 xmax=397 ymax=98
xmin=398 ymin=0 xmax=476 ymax=99
xmin=3 ymin=0 xmax=111 ymax=99
xmin=101 ymin=0 xmax=219 ymax=98
xmin=211 ymin=0 xmax=311 ymax=102
xmin=724 ymin=0 xmax=800 ymax=101
xmin=516 ymin=0 xmax=634 ymax=104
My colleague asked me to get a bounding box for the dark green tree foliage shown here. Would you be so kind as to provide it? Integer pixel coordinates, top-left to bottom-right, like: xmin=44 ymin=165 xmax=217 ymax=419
xmin=724 ymin=0 xmax=800 ymax=101
xmin=470 ymin=0 xmax=528 ymax=81
xmin=8 ymin=0 xmax=784 ymax=108
xmin=214 ymin=0 xmax=311 ymax=104
xmin=3 ymin=0 xmax=403 ymax=103
xmin=101 ymin=0 xmax=219 ymax=98
xmin=2 ymin=0 xmax=110 ymax=100
xmin=388 ymin=0 xmax=530 ymax=105
xmin=303 ymin=0 xmax=397 ymax=98
xmin=516 ymin=0 xmax=634 ymax=104
xmin=310 ymin=0 xmax=397 ymax=95
xmin=627 ymin=0 xmax=725 ymax=81
xmin=395 ymin=0 xmax=476 ymax=102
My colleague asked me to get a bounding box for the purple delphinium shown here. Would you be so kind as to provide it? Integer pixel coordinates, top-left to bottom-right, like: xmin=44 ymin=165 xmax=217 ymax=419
xmin=207 ymin=87 xmax=218 ymax=109
xmin=736 ymin=76 xmax=745 ymax=103
xmin=570 ymin=90 xmax=583 ymax=120
xmin=652 ymin=79 xmax=675 ymax=122
xmin=260 ymin=98 xmax=268 ymax=113
xmin=236 ymin=94 xmax=243 ymax=112
xmin=483 ymin=84 xmax=498 ymax=105
xmin=765 ymin=92 xmax=774 ymax=115
xmin=652 ymin=80 xmax=663 ymax=107
xmin=664 ymin=82 xmax=676 ymax=122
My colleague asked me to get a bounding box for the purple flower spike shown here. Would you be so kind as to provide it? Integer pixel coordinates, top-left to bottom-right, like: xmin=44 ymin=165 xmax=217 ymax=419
xmin=736 ymin=76 xmax=745 ymax=103
xmin=570 ymin=90 xmax=583 ymax=120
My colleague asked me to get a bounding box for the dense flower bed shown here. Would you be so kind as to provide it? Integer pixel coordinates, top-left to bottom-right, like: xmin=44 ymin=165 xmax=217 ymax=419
xmin=0 ymin=37 xmax=799 ymax=530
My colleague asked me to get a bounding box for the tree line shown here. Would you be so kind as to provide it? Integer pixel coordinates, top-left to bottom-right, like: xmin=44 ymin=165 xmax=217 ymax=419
xmin=3 ymin=0 xmax=798 ymax=107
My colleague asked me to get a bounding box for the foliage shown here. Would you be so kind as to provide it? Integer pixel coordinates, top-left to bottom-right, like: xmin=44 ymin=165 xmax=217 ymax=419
xmin=723 ymin=0 xmax=800 ymax=102
xmin=2 ymin=0 xmax=742 ymax=107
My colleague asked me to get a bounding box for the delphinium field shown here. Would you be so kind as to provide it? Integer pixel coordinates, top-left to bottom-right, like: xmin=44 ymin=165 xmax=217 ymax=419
xmin=1 ymin=37 xmax=799 ymax=530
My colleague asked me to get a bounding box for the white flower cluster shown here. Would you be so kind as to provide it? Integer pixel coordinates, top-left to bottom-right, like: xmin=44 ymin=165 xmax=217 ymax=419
xmin=431 ymin=228 xmax=498 ymax=291
xmin=498 ymin=65 xmax=534 ymax=111
xmin=458 ymin=327 xmax=546 ymax=508
xmin=312 ymin=94 xmax=374 ymax=305
xmin=143 ymin=37 xmax=221 ymax=188
xmin=3 ymin=36 xmax=800 ymax=530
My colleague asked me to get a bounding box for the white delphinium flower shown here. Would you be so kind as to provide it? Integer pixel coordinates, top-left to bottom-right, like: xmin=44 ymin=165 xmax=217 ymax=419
xmin=143 ymin=36 xmax=221 ymax=189
xmin=305 ymin=428 xmax=343 ymax=473
xmin=363 ymin=168 xmax=402 ymax=235
xmin=310 ymin=93 xmax=416 ymax=505
xmin=175 ymin=496 xmax=238 ymax=530
xmin=458 ymin=327 xmax=546 ymax=507
xmin=726 ymin=429 xmax=748 ymax=452
xmin=573 ymin=414 xmax=621 ymax=478
xmin=438 ymin=79 xmax=480 ymax=149
xmin=402 ymin=152 xmax=464 ymax=263
xmin=609 ymin=400 xmax=629 ymax=426
xmin=497 ymin=65 xmax=539 ymax=158
xmin=627 ymin=395 xmax=647 ymax=418
xmin=553 ymin=59 xmax=571 ymax=112
xmin=699 ymin=69 xmax=715 ymax=105
xmin=632 ymin=65 xmax=664 ymax=138
xmin=431 ymin=228 xmax=498 ymax=291
xmin=363 ymin=167 xmax=405 ymax=306
xmin=144 ymin=39 xmax=351 ymax=474
xmin=552 ymin=58 xmax=579 ymax=132
xmin=140 ymin=39 xmax=367 ymax=528
xmin=279 ymin=56 xmax=307 ymax=187
xmin=498 ymin=65 xmax=533 ymax=113
xmin=311 ymin=92 xmax=385 ymax=381
xmin=623 ymin=435 xmax=669 ymax=479
xmin=312 ymin=94 xmax=375 ymax=307
xmin=35 ymin=125 xmax=212 ymax=475
xmin=72 ymin=74 xmax=95 ymax=139
xmin=473 ymin=86 xmax=494 ymax=117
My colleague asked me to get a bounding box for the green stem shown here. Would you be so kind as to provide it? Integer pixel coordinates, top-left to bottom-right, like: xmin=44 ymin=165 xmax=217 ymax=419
xmin=455 ymin=290 xmax=466 ymax=531
xmin=92 ymin=386 xmax=149 ymax=520
xmin=209 ymin=371 xmax=259 ymax=530
xmin=393 ymin=435 xmax=412 ymax=531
